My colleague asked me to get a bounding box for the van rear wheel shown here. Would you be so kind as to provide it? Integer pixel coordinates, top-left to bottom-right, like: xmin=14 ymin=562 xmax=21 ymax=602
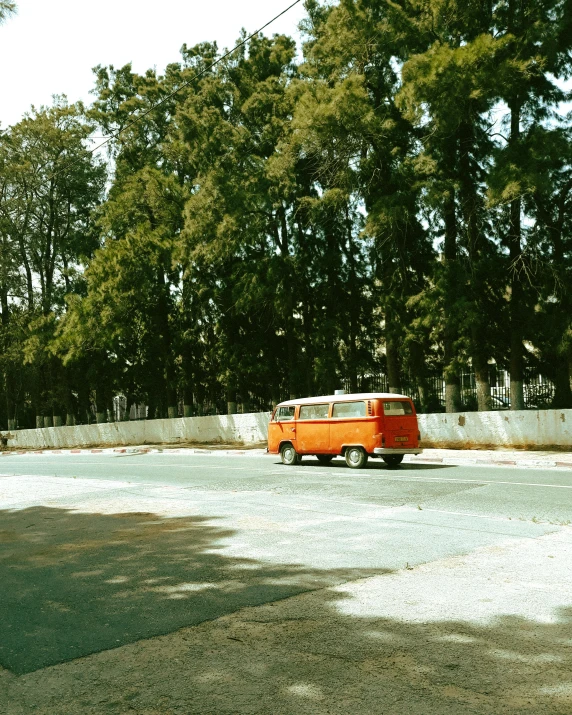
xmin=281 ymin=443 xmax=301 ymax=466
xmin=382 ymin=454 xmax=404 ymax=468
xmin=345 ymin=447 xmax=368 ymax=469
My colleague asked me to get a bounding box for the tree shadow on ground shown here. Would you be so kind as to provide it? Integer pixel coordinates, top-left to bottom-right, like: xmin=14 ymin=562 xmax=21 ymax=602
xmin=187 ymin=595 xmax=571 ymax=715
xmin=1 ymin=507 xmax=571 ymax=715
xmin=0 ymin=506 xmax=387 ymax=675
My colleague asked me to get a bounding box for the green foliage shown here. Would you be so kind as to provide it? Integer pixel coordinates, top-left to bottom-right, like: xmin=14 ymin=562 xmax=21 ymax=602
xmin=1 ymin=0 xmax=572 ymax=425
xmin=0 ymin=98 xmax=105 ymax=425
xmin=0 ymin=1 xmax=16 ymax=25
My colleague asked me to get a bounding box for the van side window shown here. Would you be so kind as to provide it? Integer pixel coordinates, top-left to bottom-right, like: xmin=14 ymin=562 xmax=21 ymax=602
xmin=299 ymin=404 xmax=329 ymax=420
xmin=383 ymin=401 xmax=413 ymax=416
xmin=275 ymin=406 xmax=295 ymax=421
xmin=332 ymin=401 xmax=366 ymax=418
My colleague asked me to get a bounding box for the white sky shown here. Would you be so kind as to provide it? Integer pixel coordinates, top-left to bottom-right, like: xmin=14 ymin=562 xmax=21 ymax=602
xmin=0 ymin=0 xmax=307 ymax=129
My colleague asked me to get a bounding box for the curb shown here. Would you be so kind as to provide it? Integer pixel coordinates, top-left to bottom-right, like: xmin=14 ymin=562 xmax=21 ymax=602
xmin=1 ymin=447 xmax=270 ymax=458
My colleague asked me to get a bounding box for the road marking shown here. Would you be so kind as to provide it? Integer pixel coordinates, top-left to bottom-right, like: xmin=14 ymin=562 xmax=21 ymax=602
xmin=269 ymin=470 xmax=572 ymax=490
xmin=389 ymin=475 xmax=572 ymax=489
xmin=418 ymin=507 xmax=535 ymax=522
xmin=2 ymin=465 xmax=571 ymax=490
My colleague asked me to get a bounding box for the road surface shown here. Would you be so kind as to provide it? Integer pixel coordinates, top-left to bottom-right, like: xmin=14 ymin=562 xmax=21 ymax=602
xmin=1 ymin=451 xmax=571 ymax=713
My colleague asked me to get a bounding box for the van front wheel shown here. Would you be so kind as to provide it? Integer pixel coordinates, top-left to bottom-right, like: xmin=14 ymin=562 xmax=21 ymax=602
xmin=281 ymin=443 xmax=300 ymax=466
xmin=345 ymin=447 xmax=368 ymax=469
xmin=382 ymin=454 xmax=404 ymax=468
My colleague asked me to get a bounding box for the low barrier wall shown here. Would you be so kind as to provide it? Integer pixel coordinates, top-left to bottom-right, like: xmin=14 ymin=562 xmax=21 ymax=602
xmin=418 ymin=409 xmax=572 ymax=449
xmin=4 ymin=412 xmax=272 ymax=450
xmin=3 ymin=408 xmax=572 ymax=451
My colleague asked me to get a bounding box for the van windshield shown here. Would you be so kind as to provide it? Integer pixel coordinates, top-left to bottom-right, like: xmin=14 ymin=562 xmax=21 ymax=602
xmin=275 ymin=406 xmax=295 ymax=421
xmin=383 ymin=401 xmax=413 ymax=416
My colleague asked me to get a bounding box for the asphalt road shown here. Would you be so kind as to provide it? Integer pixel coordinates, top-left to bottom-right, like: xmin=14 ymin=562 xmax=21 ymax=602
xmin=1 ymin=452 xmax=571 ymax=676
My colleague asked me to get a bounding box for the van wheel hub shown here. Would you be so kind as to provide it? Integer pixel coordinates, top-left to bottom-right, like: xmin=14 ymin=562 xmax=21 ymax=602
xmin=345 ymin=447 xmax=368 ymax=469
xmin=281 ymin=444 xmax=299 ymax=466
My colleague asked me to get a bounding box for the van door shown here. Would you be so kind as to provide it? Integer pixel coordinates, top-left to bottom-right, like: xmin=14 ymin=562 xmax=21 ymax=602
xmin=330 ymin=400 xmax=371 ymax=453
xmin=381 ymin=400 xmax=418 ymax=448
xmin=296 ymin=403 xmax=330 ymax=453
xmin=274 ymin=406 xmax=297 ymax=446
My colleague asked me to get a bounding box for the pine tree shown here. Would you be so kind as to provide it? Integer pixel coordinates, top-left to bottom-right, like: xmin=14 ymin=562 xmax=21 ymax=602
xmin=0 ymin=1 xmax=16 ymax=25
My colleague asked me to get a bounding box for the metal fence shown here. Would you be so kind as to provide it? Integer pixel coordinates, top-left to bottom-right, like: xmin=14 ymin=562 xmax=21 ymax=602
xmin=344 ymin=367 xmax=556 ymax=412
xmin=110 ymin=368 xmax=558 ymax=421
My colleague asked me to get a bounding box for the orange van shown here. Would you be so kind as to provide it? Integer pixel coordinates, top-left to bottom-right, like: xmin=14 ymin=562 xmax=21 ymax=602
xmin=267 ymin=392 xmax=422 ymax=469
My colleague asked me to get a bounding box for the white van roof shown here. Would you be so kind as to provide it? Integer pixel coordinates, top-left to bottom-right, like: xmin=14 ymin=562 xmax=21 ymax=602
xmin=278 ymin=393 xmax=411 ymax=407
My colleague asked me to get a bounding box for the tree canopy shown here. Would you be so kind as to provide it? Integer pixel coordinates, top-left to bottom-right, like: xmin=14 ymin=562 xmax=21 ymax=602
xmin=1 ymin=0 xmax=572 ymax=428
xmin=0 ymin=1 xmax=16 ymax=25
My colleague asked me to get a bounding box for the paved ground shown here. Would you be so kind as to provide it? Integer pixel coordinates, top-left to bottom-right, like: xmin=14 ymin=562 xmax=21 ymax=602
xmin=1 ymin=450 xmax=571 ymax=714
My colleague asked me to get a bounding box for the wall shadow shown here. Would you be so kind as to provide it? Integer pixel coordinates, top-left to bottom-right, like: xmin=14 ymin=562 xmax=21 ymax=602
xmin=0 ymin=506 xmax=387 ymax=675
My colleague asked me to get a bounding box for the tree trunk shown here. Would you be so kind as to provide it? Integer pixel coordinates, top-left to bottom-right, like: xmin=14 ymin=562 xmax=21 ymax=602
xmin=146 ymin=393 xmax=156 ymax=421
xmin=459 ymin=117 xmax=492 ymax=413
xmin=508 ymin=97 xmax=525 ymax=411
xmin=64 ymin=383 xmax=76 ymax=426
xmin=77 ymin=381 xmax=91 ymax=425
xmin=287 ymin=329 xmax=298 ymax=400
xmin=386 ymin=331 xmax=401 ymax=394
xmin=239 ymin=393 xmax=251 ymax=414
xmin=408 ymin=340 xmax=429 ymax=412
xmin=346 ymin=214 xmax=360 ymax=396
xmin=474 ymin=356 xmax=492 ymax=412
xmin=156 ymin=260 xmax=178 ymax=418
xmin=182 ymin=380 xmax=194 ymax=417
xmin=4 ymin=369 xmax=16 ymax=432
xmin=107 ymin=395 xmax=115 ymax=423
xmin=445 ymin=379 xmax=462 ymax=414
xmin=509 ymin=282 xmax=525 ymax=411
xmin=298 ymin=295 xmax=315 ymax=398
xmin=443 ymin=178 xmax=462 ymax=414
xmin=553 ymin=359 xmax=572 ymax=409
xmin=227 ymin=388 xmax=237 ymax=415
xmin=33 ymin=367 xmax=44 ymax=429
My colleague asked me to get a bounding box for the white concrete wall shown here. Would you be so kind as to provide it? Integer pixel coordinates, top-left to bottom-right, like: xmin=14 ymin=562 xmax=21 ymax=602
xmin=4 ymin=408 xmax=572 ymax=450
xmin=418 ymin=409 xmax=572 ymax=449
xmin=5 ymin=412 xmax=272 ymax=450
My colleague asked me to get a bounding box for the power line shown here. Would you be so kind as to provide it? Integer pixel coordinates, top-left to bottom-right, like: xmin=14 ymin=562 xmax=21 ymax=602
xmin=82 ymin=0 xmax=303 ymax=164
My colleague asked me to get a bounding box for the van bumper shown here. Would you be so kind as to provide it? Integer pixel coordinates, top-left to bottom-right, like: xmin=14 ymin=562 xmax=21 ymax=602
xmin=373 ymin=448 xmax=423 ymax=455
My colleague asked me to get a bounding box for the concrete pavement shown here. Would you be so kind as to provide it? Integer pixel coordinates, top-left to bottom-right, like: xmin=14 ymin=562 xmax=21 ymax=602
xmin=0 ymin=451 xmax=571 ymax=713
